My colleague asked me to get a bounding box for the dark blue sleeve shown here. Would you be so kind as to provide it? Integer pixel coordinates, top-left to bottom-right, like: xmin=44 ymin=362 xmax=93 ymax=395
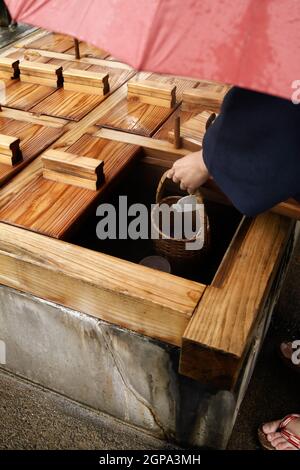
xmin=203 ymin=87 xmax=300 ymax=216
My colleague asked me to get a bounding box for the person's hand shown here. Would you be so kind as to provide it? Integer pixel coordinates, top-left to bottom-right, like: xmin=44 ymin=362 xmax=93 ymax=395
xmin=166 ymin=150 xmax=210 ymax=193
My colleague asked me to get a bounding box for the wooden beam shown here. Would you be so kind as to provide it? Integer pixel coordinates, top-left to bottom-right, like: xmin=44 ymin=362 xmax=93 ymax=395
xmin=0 ymin=58 xmax=20 ymax=79
xmin=95 ymin=128 xmax=189 ymax=157
xmin=128 ymin=79 xmax=176 ymax=108
xmin=0 ymin=223 xmax=205 ymax=347
xmin=42 ymin=149 xmax=104 ymax=190
xmin=168 ymin=111 xmax=216 ymax=149
xmin=0 ymin=134 xmax=22 ymax=166
xmin=182 ymin=85 xmax=229 ymax=112
xmin=179 ymin=213 xmax=293 ymax=388
xmin=173 ymin=116 xmax=181 ymax=149
xmin=19 ymin=60 xmax=63 ymax=87
xmin=74 ymin=38 xmax=80 ymax=60
xmin=63 ymin=68 xmax=109 ymax=95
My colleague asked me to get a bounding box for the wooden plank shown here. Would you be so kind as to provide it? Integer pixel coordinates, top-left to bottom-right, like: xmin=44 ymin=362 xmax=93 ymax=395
xmin=0 ymin=223 xmax=205 ymax=346
xmin=63 ymin=68 xmax=109 ymax=95
xmin=95 ymin=127 xmax=189 ymax=157
xmin=180 ymin=213 xmax=293 ymax=388
xmin=0 ymin=58 xmax=20 ymax=79
xmin=21 ymin=32 xmax=75 ymax=53
xmin=19 ymin=32 xmax=109 ymax=60
xmin=19 ymin=60 xmax=63 ymax=87
xmin=0 ymin=79 xmax=58 ymax=112
xmin=4 ymin=48 xmax=133 ymax=70
xmin=0 ymin=134 xmax=22 ymax=165
xmin=128 ymin=79 xmax=176 ymax=108
xmin=42 ymin=149 xmax=104 ymax=190
xmin=0 ymin=116 xmax=65 ymax=186
xmin=0 ymin=134 xmax=141 ymax=238
xmin=0 ymin=107 xmax=69 ymax=128
xmin=96 ymin=73 xmax=199 ymax=136
xmin=182 ymin=82 xmax=230 ymax=112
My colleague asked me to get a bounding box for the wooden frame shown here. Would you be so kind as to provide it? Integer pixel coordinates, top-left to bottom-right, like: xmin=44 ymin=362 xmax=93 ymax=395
xmin=0 ymin=32 xmax=297 ymax=390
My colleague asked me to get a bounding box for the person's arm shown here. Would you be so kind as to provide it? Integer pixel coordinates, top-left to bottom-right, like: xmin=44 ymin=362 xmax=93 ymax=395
xmin=203 ymin=87 xmax=300 ymax=216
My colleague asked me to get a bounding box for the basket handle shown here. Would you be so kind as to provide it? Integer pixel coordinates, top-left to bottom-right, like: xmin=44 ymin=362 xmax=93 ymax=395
xmin=156 ymin=170 xmax=204 ymax=204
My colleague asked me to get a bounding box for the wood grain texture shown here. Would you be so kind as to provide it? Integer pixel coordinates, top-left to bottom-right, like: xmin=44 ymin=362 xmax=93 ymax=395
xmin=0 ymin=58 xmax=20 ymax=79
xmin=65 ymin=41 xmax=109 ymax=59
xmin=42 ymin=149 xmax=104 ymax=190
xmin=182 ymin=81 xmax=230 ymax=112
xmin=168 ymin=111 xmax=216 ymax=149
xmin=63 ymin=68 xmax=109 ymax=95
xmin=0 ymin=222 xmax=205 ymax=346
xmin=180 ymin=213 xmax=293 ymax=387
xmin=0 ymin=134 xmax=140 ymax=238
xmin=29 ymin=63 xmax=134 ymax=121
xmin=0 ymin=133 xmax=22 ymax=165
xmin=96 ymin=73 xmax=198 ymax=136
xmin=128 ymin=79 xmax=176 ymax=108
xmin=19 ymin=60 xmax=63 ymax=87
xmin=0 ymin=78 xmax=57 ymax=111
xmin=21 ymin=32 xmax=109 ymax=59
xmin=22 ymin=32 xmax=76 ymax=53
xmin=0 ymin=116 xmax=65 ymax=186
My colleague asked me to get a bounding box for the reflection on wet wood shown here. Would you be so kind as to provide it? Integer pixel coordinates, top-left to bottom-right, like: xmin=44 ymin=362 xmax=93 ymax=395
xmin=0 ymin=116 xmax=65 ymax=186
xmin=0 ymin=134 xmax=139 ymax=238
xmin=0 ymin=79 xmax=57 ymax=111
xmin=23 ymin=33 xmax=76 ymax=53
xmin=96 ymin=73 xmax=198 ymax=136
xmin=23 ymin=32 xmax=109 ymax=59
xmin=30 ymin=64 xmax=134 ymax=121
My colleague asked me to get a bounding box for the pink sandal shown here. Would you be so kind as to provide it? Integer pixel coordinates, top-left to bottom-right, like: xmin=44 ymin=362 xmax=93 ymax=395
xmin=258 ymin=414 xmax=300 ymax=450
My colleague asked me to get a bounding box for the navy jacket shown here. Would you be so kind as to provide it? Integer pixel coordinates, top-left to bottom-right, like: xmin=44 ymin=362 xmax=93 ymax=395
xmin=203 ymin=87 xmax=300 ymax=216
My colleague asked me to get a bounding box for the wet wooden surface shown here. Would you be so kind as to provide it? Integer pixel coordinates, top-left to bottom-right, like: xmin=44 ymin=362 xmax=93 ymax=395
xmin=0 ymin=78 xmax=58 ymax=111
xmin=0 ymin=116 xmax=65 ymax=186
xmin=2 ymin=48 xmax=134 ymax=121
xmin=22 ymin=32 xmax=109 ymax=59
xmin=0 ymin=133 xmax=140 ymax=238
xmin=95 ymin=73 xmax=199 ymax=136
xmin=30 ymin=63 xmax=135 ymax=121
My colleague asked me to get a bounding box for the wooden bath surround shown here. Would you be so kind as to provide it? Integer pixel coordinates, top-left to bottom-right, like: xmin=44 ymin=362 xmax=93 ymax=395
xmin=0 ymin=30 xmax=299 ymax=392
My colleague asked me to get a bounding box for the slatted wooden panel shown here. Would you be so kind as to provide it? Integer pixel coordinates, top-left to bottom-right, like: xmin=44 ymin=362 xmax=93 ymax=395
xmin=0 ymin=134 xmax=140 ymax=238
xmin=0 ymin=116 xmax=65 ymax=186
xmin=30 ymin=63 xmax=135 ymax=121
xmin=95 ymin=73 xmax=199 ymax=136
xmin=0 ymin=78 xmax=58 ymax=111
xmin=22 ymin=32 xmax=109 ymax=59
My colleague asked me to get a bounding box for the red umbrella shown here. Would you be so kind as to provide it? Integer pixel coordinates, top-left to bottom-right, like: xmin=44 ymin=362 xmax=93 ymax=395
xmin=5 ymin=0 xmax=300 ymax=100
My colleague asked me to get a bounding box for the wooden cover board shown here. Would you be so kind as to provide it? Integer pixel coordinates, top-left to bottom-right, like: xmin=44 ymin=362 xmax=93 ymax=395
xmin=0 ymin=115 xmax=65 ymax=186
xmin=29 ymin=62 xmax=134 ymax=121
xmin=0 ymin=79 xmax=58 ymax=112
xmin=95 ymin=73 xmax=199 ymax=136
xmin=42 ymin=149 xmax=104 ymax=190
xmin=0 ymin=133 xmax=140 ymax=238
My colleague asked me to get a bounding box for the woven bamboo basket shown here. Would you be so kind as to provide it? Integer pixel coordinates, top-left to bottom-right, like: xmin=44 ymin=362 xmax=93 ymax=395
xmin=151 ymin=170 xmax=210 ymax=272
